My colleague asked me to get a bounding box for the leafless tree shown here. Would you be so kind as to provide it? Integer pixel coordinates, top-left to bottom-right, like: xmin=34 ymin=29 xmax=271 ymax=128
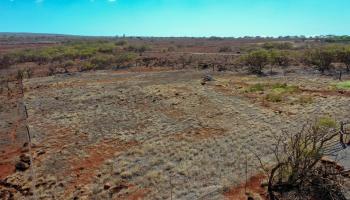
xmin=255 ymin=120 xmax=349 ymax=200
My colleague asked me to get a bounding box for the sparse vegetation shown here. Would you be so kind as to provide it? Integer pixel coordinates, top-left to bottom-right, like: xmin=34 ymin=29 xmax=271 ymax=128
xmin=2 ymin=34 xmax=350 ymax=200
xmin=258 ymin=120 xmax=348 ymax=200
xmin=269 ymin=50 xmax=292 ymax=73
xmin=262 ymin=42 xmax=294 ymax=50
xmin=219 ymin=46 xmax=232 ymax=52
xmin=338 ymin=46 xmax=350 ymax=72
xmin=265 ymin=92 xmax=283 ymax=102
xmin=248 ymin=83 xmax=265 ymax=92
xmin=305 ymin=46 xmax=338 ymax=74
xmin=270 ymin=83 xmax=299 ymax=94
xmin=242 ymin=49 xmax=270 ymax=74
xmin=316 ymin=116 xmax=337 ymax=129
xmin=336 ymin=81 xmax=350 ymax=90
xmin=247 ymin=82 xmax=300 ymax=103
xmin=297 ymin=95 xmax=313 ymax=105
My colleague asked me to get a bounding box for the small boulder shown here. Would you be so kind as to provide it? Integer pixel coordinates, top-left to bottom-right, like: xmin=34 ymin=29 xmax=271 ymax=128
xmin=201 ymin=74 xmax=214 ymax=85
xmin=202 ymin=74 xmax=214 ymax=82
xmin=104 ymin=183 xmax=111 ymax=190
xmin=15 ymin=161 xmax=29 ymax=171
xmin=20 ymin=154 xmax=31 ymax=164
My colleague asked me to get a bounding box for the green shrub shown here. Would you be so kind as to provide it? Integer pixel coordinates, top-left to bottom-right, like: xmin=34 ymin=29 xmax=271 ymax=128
xmin=305 ymin=46 xmax=338 ymax=73
xmin=115 ymin=53 xmax=137 ymax=65
xmin=242 ymin=49 xmax=270 ymax=74
xmin=271 ymin=83 xmax=299 ymax=93
xmin=90 ymin=54 xmax=114 ymax=69
xmin=63 ymin=60 xmax=75 ymax=67
xmin=98 ymin=43 xmax=116 ymax=53
xmin=338 ymin=46 xmax=350 ymax=72
xmin=336 ymin=81 xmax=350 ymax=90
xmin=266 ymin=92 xmax=283 ymax=102
xmin=248 ymin=83 xmax=265 ymax=92
xmin=263 ymin=83 xmax=299 ymax=102
xmin=80 ymin=62 xmax=96 ymax=71
xmin=269 ymin=50 xmax=292 ymax=67
xmin=316 ymin=116 xmax=337 ymax=129
xmin=297 ymin=95 xmax=313 ymax=105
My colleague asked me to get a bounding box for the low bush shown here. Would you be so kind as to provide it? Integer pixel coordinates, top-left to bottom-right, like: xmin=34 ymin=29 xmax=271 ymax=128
xmin=262 ymin=42 xmax=294 ymax=50
xmin=271 ymin=83 xmax=299 ymax=93
xmin=126 ymin=45 xmax=151 ymax=54
xmin=80 ymin=61 xmax=95 ymax=71
xmin=248 ymin=83 xmax=265 ymax=92
xmin=336 ymin=81 xmax=350 ymax=90
xmin=257 ymin=120 xmax=346 ymax=200
xmin=98 ymin=43 xmax=116 ymax=53
xmin=219 ymin=46 xmax=232 ymax=52
xmin=242 ymin=49 xmax=270 ymax=74
xmin=316 ymin=116 xmax=337 ymax=129
xmin=297 ymin=95 xmax=313 ymax=105
xmin=259 ymin=83 xmax=300 ymax=102
xmin=269 ymin=50 xmax=292 ymax=68
xmin=305 ymin=46 xmax=339 ymax=73
xmin=115 ymin=53 xmax=137 ymax=66
xmin=265 ymin=92 xmax=283 ymax=102
xmin=90 ymin=54 xmax=115 ymax=69
xmin=337 ymin=46 xmax=350 ymax=72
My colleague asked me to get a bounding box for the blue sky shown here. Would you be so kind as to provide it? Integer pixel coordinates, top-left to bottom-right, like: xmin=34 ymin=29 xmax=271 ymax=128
xmin=0 ymin=0 xmax=349 ymax=37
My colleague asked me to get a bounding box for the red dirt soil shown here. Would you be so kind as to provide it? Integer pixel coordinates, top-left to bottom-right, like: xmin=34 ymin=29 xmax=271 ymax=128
xmin=224 ymin=174 xmax=267 ymax=200
xmin=64 ymin=139 xmax=138 ymax=195
xmin=0 ymin=163 xmax=15 ymax=180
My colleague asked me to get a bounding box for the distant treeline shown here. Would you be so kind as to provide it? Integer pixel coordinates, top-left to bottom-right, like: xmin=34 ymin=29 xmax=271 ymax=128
xmin=1 ymin=39 xmax=350 ymax=77
xmin=0 ymin=40 xmax=150 ymax=72
xmin=1 ymin=33 xmax=350 ymax=43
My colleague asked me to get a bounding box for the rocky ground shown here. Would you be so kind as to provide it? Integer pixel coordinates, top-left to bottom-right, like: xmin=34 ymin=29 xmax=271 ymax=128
xmin=1 ymin=69 xmax=350 ymax=199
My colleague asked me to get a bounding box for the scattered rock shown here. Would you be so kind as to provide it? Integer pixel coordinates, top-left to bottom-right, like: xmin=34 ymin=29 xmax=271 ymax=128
xmin=36 ymin=150 xmax=46 ymax=156
xmin=202 ymin=74 xmax=214 ymax=82
xmin=260 ymin=181 xmax=268 ymax=187
xmin=104 ymin=183 xmax=111 ymax=190
xmin=20 ymin=154 xmax=30 ymax=164
xmin=111 ymin=184 xmax=128 ymax=194
xmin=15 ymin=161 xmax=29 ymax=171
xmin=201 ymin=74 xmax=214 ymax=85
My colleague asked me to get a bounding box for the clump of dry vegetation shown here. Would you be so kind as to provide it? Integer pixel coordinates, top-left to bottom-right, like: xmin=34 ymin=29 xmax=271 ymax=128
xmin=257 ymin=119 xmax=349 ymax=200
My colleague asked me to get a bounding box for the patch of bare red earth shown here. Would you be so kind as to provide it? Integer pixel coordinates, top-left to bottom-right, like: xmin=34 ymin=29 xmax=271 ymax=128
xmin=0 ymin=147 xmax=22 ymax=180
xmin=0 ymin=82 xmax=27 ymax=180
xmin=64 ymin=139 xmax=139 ymax=196
xmin=28 ymin=119 xmax=146 ymax=198
xmin=225 ymin=174 xmax=267 ymax=200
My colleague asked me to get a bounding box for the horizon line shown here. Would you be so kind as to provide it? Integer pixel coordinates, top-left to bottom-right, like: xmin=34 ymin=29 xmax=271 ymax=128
xmin=0 ymin=32 xmax=349 ymax=39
